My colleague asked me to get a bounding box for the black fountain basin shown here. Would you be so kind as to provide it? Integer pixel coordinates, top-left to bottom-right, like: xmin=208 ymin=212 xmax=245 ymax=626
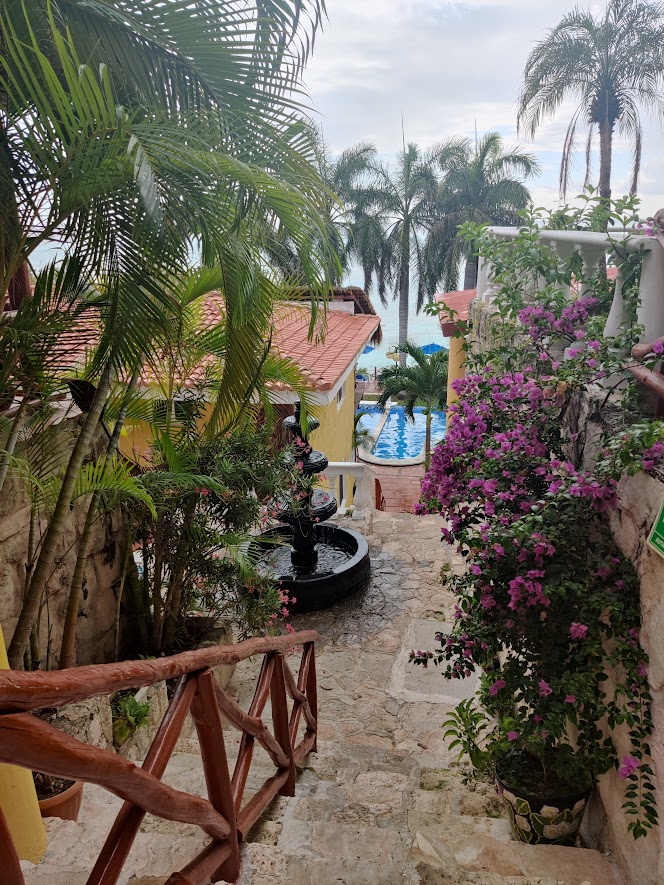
xmin=256 ymin=524 xmax=371 ymax=613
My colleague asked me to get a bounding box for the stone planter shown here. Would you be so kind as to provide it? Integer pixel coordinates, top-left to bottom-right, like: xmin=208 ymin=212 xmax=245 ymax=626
xmin=496 ymin=771 xmax=590 ymax=845
xmin=38 ymin=779 xmax=84 ymax=822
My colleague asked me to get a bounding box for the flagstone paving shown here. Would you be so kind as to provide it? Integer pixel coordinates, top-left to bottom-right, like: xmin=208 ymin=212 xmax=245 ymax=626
xmin=22 ymin=512 xmax=625 ymax=885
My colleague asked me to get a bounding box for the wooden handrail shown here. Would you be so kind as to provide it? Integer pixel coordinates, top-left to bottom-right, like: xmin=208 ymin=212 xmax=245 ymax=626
xmin=0 ymin=633 xmax=318 ymax=885
xmin=0 ymin=631 xmax=317 ymax=713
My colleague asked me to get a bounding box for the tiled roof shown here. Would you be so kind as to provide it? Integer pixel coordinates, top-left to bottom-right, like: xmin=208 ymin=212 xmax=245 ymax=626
xmin=435 ymin=289 xmax=477 ymax=336
xmin=52 ymin=294 xmax=381 ymax=395
xmin=199 ymin=296 xmax=380 ymax=391
xmin=270 ymin=303 xmax=381 ymax=391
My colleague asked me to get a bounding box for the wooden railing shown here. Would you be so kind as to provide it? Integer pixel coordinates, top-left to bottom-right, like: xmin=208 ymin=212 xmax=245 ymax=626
xmin=0 ymin=631 xmax=318 ymax=885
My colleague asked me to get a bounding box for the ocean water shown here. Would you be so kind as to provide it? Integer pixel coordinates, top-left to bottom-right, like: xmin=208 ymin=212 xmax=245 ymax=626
xmin=363 ymin=298 xmax=449 ymax=370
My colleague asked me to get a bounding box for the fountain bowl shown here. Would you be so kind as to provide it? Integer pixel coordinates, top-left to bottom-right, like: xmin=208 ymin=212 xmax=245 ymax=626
xmin=256 ymin=524 xmax=370 ymax=613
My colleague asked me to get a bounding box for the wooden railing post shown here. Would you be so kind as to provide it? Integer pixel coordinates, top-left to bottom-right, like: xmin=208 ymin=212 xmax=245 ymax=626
xmin=270 ymin=653 xmax=296 ymax=796
xmin=88 ymin=675 xmax=197 ymax=885
xmin=304 ymin=643 xmax=318 ymax=754
xmin=0 ymin=803 xmax=24 ymax=885
xmin=191 ymin=668 xmax=240 ymax=882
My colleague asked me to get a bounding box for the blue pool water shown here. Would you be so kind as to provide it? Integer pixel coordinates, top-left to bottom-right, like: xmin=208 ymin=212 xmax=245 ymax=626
xmin=357 ymin=406 xmax=446 ymax=460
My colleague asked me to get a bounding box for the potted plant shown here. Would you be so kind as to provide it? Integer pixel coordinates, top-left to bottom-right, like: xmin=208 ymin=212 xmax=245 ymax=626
xmin=413 ymin=195 xmax=662 ymax=842
xmin=441 ymin=700 xmax=592 ymax=844
xmin=34 ymin=772 xmax=84 ymax=822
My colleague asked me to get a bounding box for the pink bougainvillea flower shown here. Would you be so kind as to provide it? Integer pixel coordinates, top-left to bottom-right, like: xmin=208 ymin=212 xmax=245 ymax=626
xmin=569 ymin=622 xmax=588 ymax=640
xmin=538 ymin=679 xmax=553 ymax=697
xmin=489 ymin=678 xmax=507 ymax=696
xmin=652 ymin=340 xmax=664 ymax=355
xmin=507 ymin=731 xmax=519 ymax=742
xmin=564 ymin=694 xmax=576 ymax=704
xmin=619 ymin=755 xmax=641 ymax=779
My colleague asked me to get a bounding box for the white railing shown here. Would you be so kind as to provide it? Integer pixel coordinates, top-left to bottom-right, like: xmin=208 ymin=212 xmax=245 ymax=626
xmin=477 ymin=228 xmax=664 ymax=343
xmin=325 ymin=461 xmax=374 ymax=516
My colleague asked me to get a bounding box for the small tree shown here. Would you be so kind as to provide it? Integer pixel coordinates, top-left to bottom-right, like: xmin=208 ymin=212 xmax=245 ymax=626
xmin=377 ymin=342 xmax=448 ymax=468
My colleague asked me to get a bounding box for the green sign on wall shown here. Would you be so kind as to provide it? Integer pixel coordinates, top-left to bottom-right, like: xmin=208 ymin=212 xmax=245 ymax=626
xmin=647 ymin=498 xmax=664 ymax=558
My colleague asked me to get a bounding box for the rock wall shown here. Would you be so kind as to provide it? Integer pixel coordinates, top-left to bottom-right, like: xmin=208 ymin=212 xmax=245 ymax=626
xmin=0 ymin=474 xmax=122 ymax=668
xmin=595 ymin=471 xmax=664 ymax=884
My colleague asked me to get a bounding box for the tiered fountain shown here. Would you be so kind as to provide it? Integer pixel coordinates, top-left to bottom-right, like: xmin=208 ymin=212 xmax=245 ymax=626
xmin=257 ymin=403 xmax=370 ymax=613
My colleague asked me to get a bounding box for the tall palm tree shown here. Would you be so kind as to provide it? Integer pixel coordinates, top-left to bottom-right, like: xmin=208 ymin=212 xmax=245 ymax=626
xmin=517 ymin=0 xmax=664 ymax=202
xmin=425 ymin=133 xmax=539 ymax=292
xmin=376 ymin=341 xmax=448 ymax=469
xmin=355 ymin=143 xmax=440 ymax=365
xmin=266 ymin=131 xmax=377 ymax=284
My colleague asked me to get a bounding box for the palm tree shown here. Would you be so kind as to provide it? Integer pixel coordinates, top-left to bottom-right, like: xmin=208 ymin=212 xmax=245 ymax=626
xmin=517 ymin=0 xmax=664 ymax=202
xmin=376 ymin=341 xmax=448 ymax=468
xmin=355 ymin=144 xmax=440 ymax=365
xmin=425 ymin=133 xmax=539 ymax=292
xmin=352 ymin=410 xmax=372 ymax=460
xmin=1 ymin=7 xmax=334 ymax=668
xmin=267 ymin=131 xmax=376 ymax=285
xmin=2 ymin=0 xmax=327 ymax=305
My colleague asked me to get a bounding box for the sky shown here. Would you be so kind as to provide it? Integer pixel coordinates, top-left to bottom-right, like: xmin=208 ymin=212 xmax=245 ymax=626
xmin=301 ymin=0 xmax=664 ymax=219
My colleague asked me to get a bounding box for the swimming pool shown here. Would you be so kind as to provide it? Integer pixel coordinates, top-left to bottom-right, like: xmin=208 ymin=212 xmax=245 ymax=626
xmin=357 ymin=405 xmax=446 ymax=462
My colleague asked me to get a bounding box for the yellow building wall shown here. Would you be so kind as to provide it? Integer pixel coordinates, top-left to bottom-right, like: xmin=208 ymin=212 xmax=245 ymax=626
xmin=310 ymin=377 xmax=354 ymax=463
xmin=309 ymin=374 xmax=356 ymax=505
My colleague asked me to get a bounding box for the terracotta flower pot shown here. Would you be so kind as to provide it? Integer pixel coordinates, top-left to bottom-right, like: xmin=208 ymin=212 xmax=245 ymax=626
xmin=38 ymin=779 xmax=84 ymax=822
xmin=496 ymin=771 xmax=590 ymax=845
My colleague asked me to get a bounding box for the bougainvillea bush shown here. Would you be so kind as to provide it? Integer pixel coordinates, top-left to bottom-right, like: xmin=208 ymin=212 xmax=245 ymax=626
xmin=413 ymin=195 xmax=664 ymax=838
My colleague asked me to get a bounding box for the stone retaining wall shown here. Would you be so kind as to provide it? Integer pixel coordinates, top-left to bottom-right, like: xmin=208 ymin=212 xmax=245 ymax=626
xmin=0 ymin=475 xmax=122 ymax=668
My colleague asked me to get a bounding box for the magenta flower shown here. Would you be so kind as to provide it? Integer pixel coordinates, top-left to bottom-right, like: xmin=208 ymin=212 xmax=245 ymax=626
xmin=653 ymin=340 xmax=664 ymax=355
xmin=507 ymin=731 xmax=519 ymax=742
xmin=564 ymin=694 xmax=576 ymax=704
xmin=489 ymin=678 xmax=506 ymax=697
xmin=538 ymin=679 xmax=553 ymax=697
xmin=569 ymin=623 xmax=588 ymax=640
xmin=618 ymin=755 xmax=641 ymax=779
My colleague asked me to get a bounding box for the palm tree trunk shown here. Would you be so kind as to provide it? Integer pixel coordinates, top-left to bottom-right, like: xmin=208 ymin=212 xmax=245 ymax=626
xmin=598 ymin=117 xmax=613 ymax=204
xmin=0 ymin=391 xmax=30 ymax=492
xmin=58 ymin=370 xmax=139 ymax=669
xmin=398 ymin=223 xmax=410 ymax=369
xmin=161 ymin=495 xmax=197 ymax=651
xmin=424 ymin=411 xmax=432 ymax=470
xmin=7 ymin=368 xmax=112 ymax=668
xmin=7 ymin=262 xmax=30 ymax=310
xmin=463 ymin=248 xmax=479 ymax=290
xmin=150 ymin=515 xmax=165 ymax=651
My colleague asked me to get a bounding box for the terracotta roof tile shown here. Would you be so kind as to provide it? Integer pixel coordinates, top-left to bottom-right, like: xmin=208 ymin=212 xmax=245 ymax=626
xmin=435 ymin=289 xmax=477 ymax=335
xmin=51 ymin=294 xmax=381 ymax=395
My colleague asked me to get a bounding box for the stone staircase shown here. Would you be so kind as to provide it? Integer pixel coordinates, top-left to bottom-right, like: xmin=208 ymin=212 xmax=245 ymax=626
xmin=22 ymin=513 xmax=626 ymax=885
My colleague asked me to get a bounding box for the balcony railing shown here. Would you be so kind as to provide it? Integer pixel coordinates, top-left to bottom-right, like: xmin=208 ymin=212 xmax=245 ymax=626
xmin=325 ymin=461 xmax=374 ymax=514
xmin=0 ymin=632 xmax=318 ymax=885
xmin=477 ymin=227 xmax=664 ymax=344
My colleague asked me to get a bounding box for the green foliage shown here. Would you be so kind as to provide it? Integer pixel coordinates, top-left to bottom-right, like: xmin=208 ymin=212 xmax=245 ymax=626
xmin=377 ymin=341 xmax=448 ymax=466
xmin=442 ymin=699 xmax=491 ymax=774
xmin=414 ymin=193 xmax=661 ymax=837
xmin=111 ymin=693 xmax=151 ymax=747
xmin=424 ymin=132 xmax=539 ymax=292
